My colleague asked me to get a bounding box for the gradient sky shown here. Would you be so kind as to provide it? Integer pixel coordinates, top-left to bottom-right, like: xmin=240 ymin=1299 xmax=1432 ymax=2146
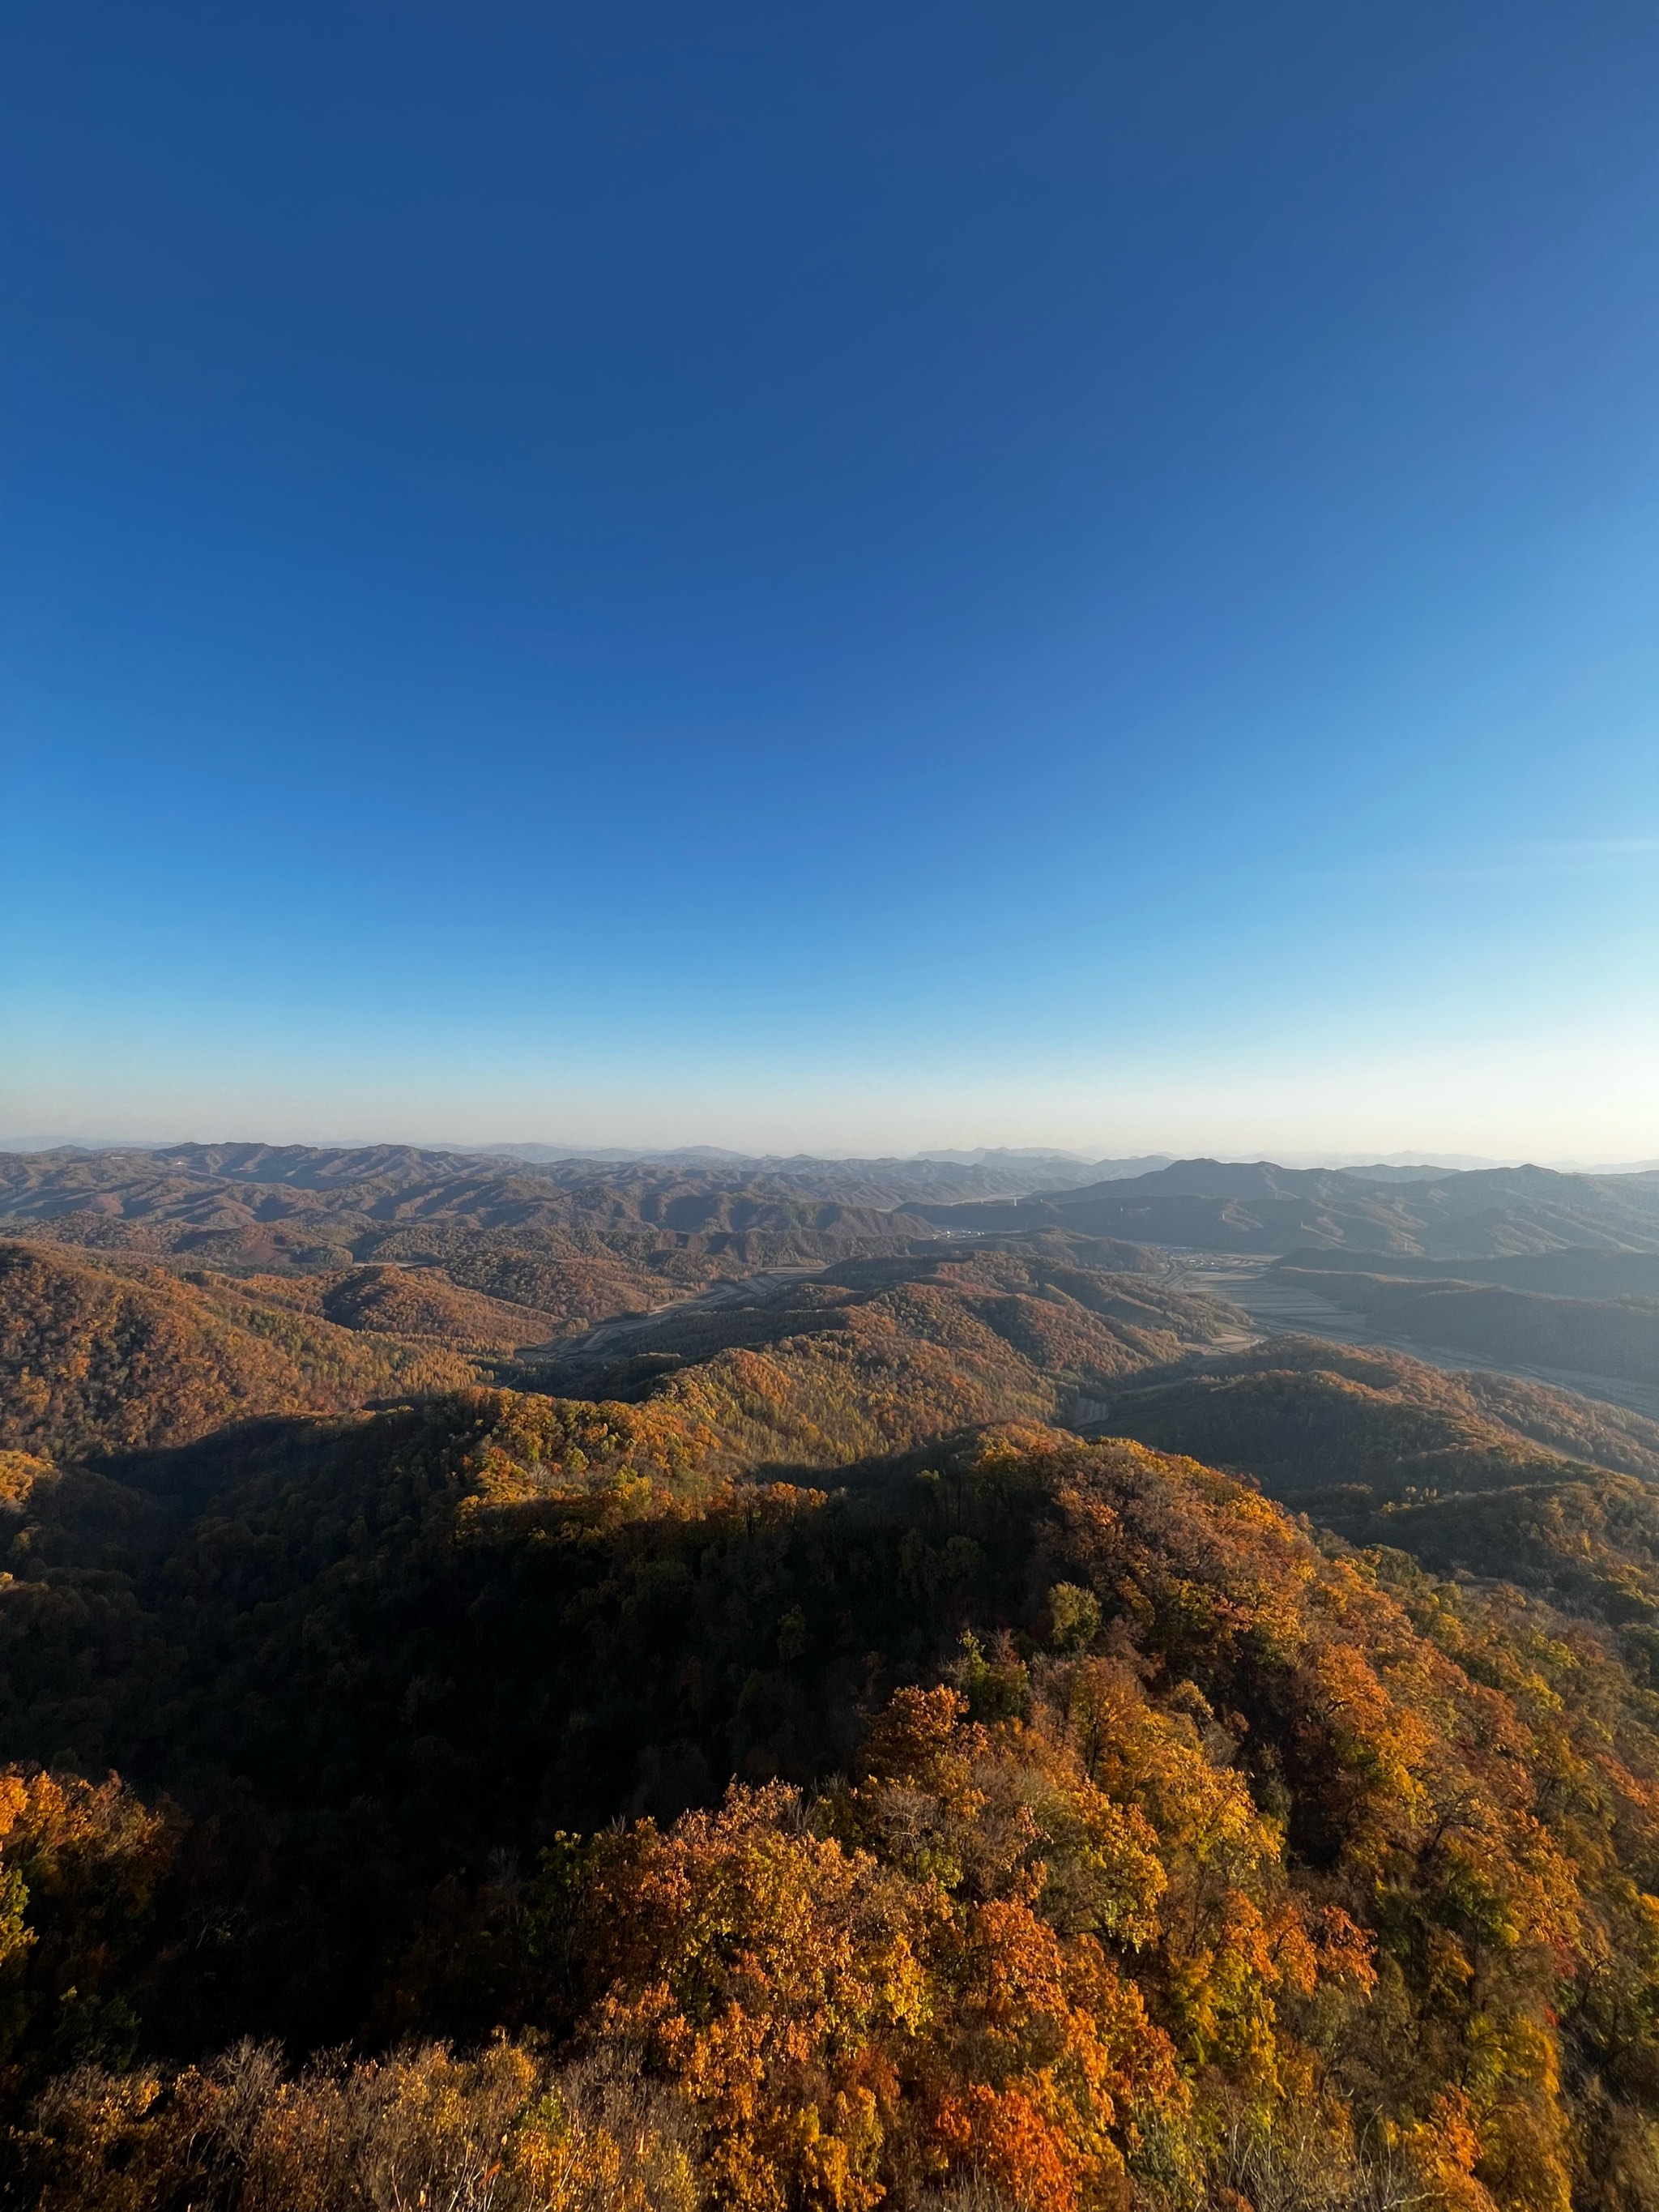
xmin=4 ymin=1 xmax=1658 ymax=1158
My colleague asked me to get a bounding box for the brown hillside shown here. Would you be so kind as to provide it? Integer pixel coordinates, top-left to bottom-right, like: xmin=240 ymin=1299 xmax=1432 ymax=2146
xmin=538 ymin=1249 xmax=1245 ymax=1470
xmin=0 ymin=1241 xmax=480 ymax=1460
xmin=1087 ymin=1335 xmax=1659 ymax=1628
xmin=319 ymin=1266 xmax=558 ymax=1347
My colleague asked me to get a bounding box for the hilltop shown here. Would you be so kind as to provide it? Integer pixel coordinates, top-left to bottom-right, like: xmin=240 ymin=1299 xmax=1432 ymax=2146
xmin=4 ymin=1390 xmax=1659 ymax=2210
xmin=0 ymin=1142 xmax=937 ymax=1276
xmin=0 ymin=1241 xmax=484 ymax=1460
xmin=0 ymin=1236 xmax=1223 ymax=1468
xmin=15 ymin=1145 xmax=1659 ymax=1287
xmin=1087 ymin=1334 xmax=1659 ymax=1629
xmin=11 ymin=1147 xmax=1659 ymax=2206
xmin=920 ymin=1156 xmax=1659 ymax=1257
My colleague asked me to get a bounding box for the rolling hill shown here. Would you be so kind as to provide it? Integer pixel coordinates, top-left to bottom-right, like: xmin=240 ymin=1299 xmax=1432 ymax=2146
xmin=919 ymin=1157 xmax=1659 ymax=1257
xmin=1085 ymin=1334 xmax=1659 ymax=1629
xmin=1273 ymin=1267 xmax=1659 ymax=1387
xmin=3 ymin=1388 xmax=1659 ymax=2210
xmin=0 ymin=1143 xmax=940 ymax=1281
xmin=518 ymin=1247 xmax=1244 ymax=1471
xmin=14 ymin=1153 xmax=1659 ymax=2206
xmin=0 ymin=1236 xmax=1229 ymax=1471
xmin=0 ymin=1241 xmax=482 ymax=1460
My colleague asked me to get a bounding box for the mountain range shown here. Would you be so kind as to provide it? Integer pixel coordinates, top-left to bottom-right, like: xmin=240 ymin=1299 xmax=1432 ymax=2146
xmin=920 ymin=1156 xmax=1659 ymax=1256
xmin=8 ymin=1140 xmax=1659 ymax=2207
xmin=11 ymin=1147 xmax=1659 ymax=1278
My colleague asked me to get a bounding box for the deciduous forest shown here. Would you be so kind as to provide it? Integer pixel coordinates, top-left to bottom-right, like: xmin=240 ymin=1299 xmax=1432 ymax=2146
xmin=4 ymin=1148 xmax=1659 ymax=2210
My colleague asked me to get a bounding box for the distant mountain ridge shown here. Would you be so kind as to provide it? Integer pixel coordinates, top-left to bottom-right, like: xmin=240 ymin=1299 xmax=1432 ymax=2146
xmin=0 ymin=1138 xmax=1169 ymax=1198
xmin=471 ymin=1141 xmax=1171 ymax=1185
xmin=0 ymin=1142 xmax=944 ymax=1274
xmin=920 ymin=1155 xmax=1659 ymax=1256
xmin=11 ymin=1144 xmax=1659 ymax=1275
xmin=16 ymin=1142 xmax=1659 ymax=2197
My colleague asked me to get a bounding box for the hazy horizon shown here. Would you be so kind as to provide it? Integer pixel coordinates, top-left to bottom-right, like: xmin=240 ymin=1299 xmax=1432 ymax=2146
xmin=3 ymin=1125 xmax=1656 ymax=1179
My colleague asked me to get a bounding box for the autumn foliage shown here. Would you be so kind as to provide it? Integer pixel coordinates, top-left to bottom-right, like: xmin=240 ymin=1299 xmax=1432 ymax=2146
xmin=2 ymin=1378 xmax=1659 ymax=2205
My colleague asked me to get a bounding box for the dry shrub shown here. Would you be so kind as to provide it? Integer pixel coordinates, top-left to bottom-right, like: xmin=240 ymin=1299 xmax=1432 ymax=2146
xmin=18 ymin=2035 xmax=700 ymax=2212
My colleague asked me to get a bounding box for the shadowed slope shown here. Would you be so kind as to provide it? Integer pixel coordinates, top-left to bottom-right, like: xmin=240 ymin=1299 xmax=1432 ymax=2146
xmin=1090 ymin=1335 xmax=1659 ymax=1631
xmin=2 ymin=1407 xmax=1659 ymax=2209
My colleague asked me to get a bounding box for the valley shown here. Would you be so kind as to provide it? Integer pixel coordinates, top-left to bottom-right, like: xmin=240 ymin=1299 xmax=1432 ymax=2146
xmin=8 ymin=1142 xmax=1659 ymax=2208
xmin=1166 ymin=1253 xmax=1659 ymax=1423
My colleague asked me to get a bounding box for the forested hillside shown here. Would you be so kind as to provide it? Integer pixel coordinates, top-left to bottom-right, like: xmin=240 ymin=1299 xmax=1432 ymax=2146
xmin=0 ymin=1146 xmax=940 ymax=1285
xmin=9 ymin=1169 xmax=1659 ymax=2207
xmin=0 ymin=1242 xmax=482 ymax=1458
xmin=1273 ymin=1266 xmax=1659 ymax=1386
xmin=4 ymin=1405 xmax=1659 ymax=2210
xmin=1091 ymin=1338 xmax=1659 ymax=1628
xmin=524 ymin=1250 xmax=1239 ymax=1463
xmin=921 ymin=1159 xmax=1659 ymax=1258
xmin=0 ymin=1239 xmax=1221 ymax=1468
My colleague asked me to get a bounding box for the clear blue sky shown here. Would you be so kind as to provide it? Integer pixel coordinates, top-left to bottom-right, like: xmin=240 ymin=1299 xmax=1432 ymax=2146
xmin=5 ymin=1 xmax=1658 ymax=1158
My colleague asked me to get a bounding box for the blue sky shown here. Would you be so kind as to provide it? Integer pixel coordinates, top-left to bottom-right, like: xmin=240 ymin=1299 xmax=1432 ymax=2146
xmin=4 ymin=1 xmax=1658 ymax=1157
